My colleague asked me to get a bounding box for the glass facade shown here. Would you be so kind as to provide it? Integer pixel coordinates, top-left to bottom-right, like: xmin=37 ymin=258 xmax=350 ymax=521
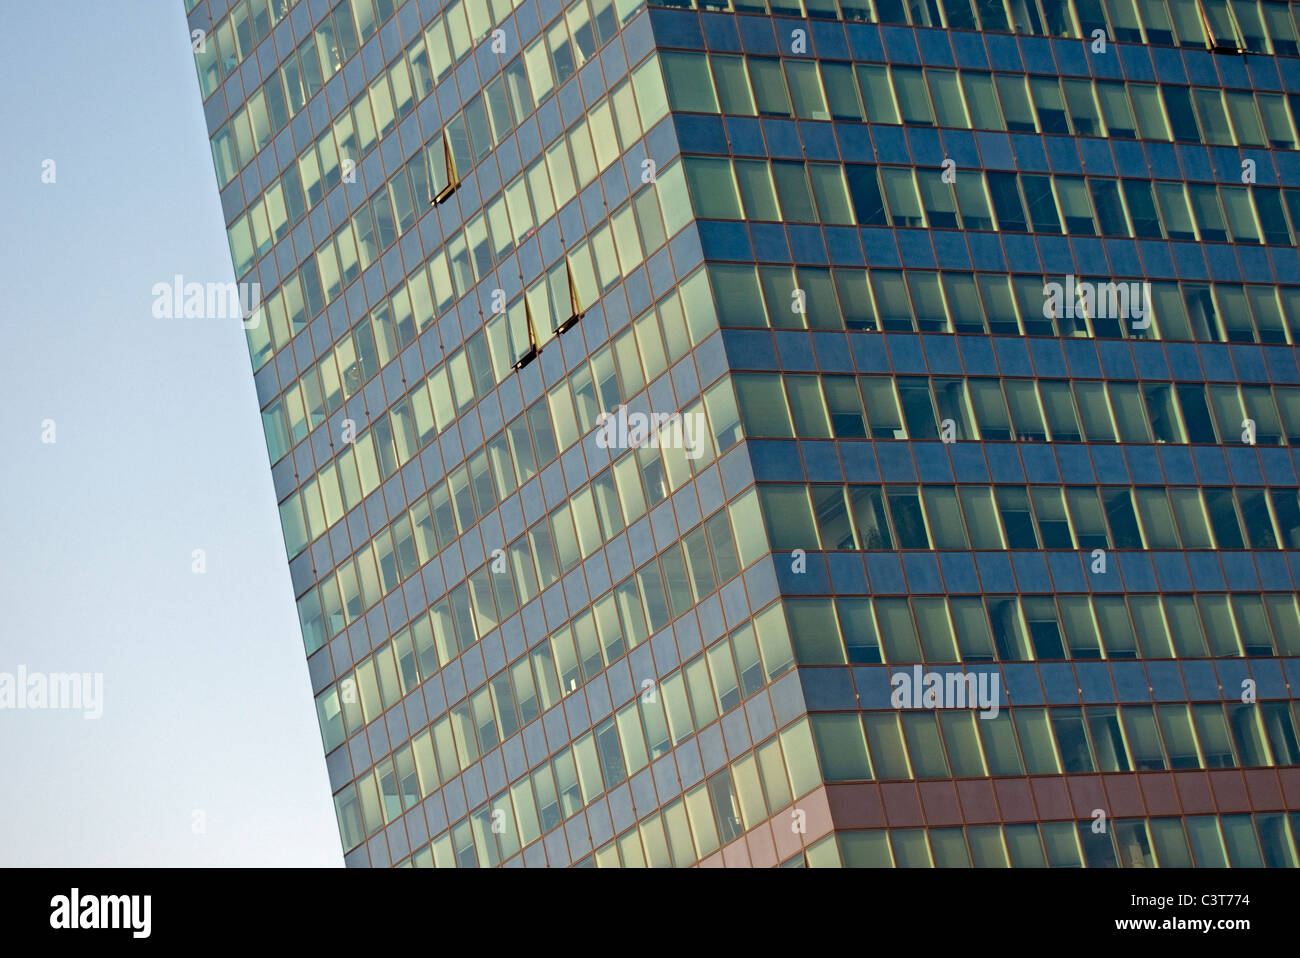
xmin=190 ymin=0 xmax=1300 ymax=866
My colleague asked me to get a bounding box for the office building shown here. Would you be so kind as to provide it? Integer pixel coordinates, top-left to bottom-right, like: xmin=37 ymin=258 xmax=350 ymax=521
xmin=189 ymin=0 xmax=1300 ymax=866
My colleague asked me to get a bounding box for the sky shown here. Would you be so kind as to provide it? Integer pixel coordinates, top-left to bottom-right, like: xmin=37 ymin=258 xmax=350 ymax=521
xmin=0 ymin=2 xmax=341 ymax=866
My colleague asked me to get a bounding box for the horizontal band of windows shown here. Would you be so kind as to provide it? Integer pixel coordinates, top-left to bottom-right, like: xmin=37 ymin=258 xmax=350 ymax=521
xmin=649 ymin=0 xmax=1300 ymax=60
xmin=807 ymin=701 xmax=1299 ymax=783
xmin=824 ymin=812 xmax=1296 ymax=868
xmin=755 ymin=479 xmax=1300 ymax=551
xmin=705 ymin=264 xmax=1300 ymax=344
xmin=658 ymin=50 xmax=1300 ymax=146
xmin=732 ymin=370 xmax=1300 ymax=447
xmin=774 ymin=587 xmax=1300 ymax=662
xmin=681 ymin=157 xmax=1300 ymax=248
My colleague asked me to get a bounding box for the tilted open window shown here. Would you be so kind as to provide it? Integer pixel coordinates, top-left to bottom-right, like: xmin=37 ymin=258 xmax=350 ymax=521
xmin=509 ymin=298 xmax=538 ymax=370
xmin=429 ymin=132 xmax=460 ymax=206
xmin=552 ymin=259 xmax=585 ymax=335
xmin=1199 ymin=0 xmax=1246 ymax=53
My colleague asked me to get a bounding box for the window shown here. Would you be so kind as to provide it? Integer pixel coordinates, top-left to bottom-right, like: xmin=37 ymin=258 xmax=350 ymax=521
xmin=881 ymin=168 xmax=926 ymax=228
xmin=772 ymin=162 xmax=816 ymax=222
xmin=928 ymin=70 xmax=969 ymax=128
xmin=861 ymin=378 xmax=905 ymax=438
xmin=924 ymin=486 xmax=970 ymax=549
xmin=735 ymin=160 xmax=780 ymax=220
xmin=822 ymin=62 xmax=863 ymax=121
xmin=996 ymin=74 xmax=1037 ymax=132
xmin=1155 ymin=183 xmax=1197 ymax=239
xmin=919 ymin=176 xmax=959 ymax=229
xmin=811 ymin=715 xmax=871 ymax=781
xmin=857 ymin=65 xmax=900 ymax=124
xmin=786 ymin=61 xmax=829 ymax=120
xmin=987 ymin=173 xmax=1028 ymax=232
xmin=894 ymin=67 xmax=935 ymax=125
xmin=1097 ymin=82 xmax=1137 ymax=137
xmin=759 ymin=486 xmax=818 ymax=550
xmin=845 ymin=165 xmax=889 ymax=226
xmin=662 ymin=52 xmax=717 ymax=113
xmin=711 ymin=55 xmax=756 ymax=115
xmin=961 ymin=71 xmax=1003 ymax=129
xmin=1062 ymin=79 xmax=1102 ymax=135
xmin=430 ymin=131 xmax=459 ymax=205
xmin=684 ymin=157 xmax=742 ymax=220
xmin=809 ymin=165 xmax=854 ymax=225
xmin=749 ymin=58 xmax=792 ymax=117
xmin=887 ymin=487 xmax=930 ymax=548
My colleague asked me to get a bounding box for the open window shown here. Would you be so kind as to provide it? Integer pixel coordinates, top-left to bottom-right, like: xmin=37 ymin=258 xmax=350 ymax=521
xmin=553 ymin=259 xmax=585 ymax=335
xmin=429 ymin=131 xmax=460 ymax=206
xmin=1199 ymin=0 xmax=1246 ymax=52
xmin=509 ymin=298 xmax=539 ymax=370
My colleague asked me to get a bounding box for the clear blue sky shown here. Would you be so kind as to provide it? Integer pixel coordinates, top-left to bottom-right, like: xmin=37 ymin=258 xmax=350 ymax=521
xmin=0 ymin=2 xmax=341 ymax=866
